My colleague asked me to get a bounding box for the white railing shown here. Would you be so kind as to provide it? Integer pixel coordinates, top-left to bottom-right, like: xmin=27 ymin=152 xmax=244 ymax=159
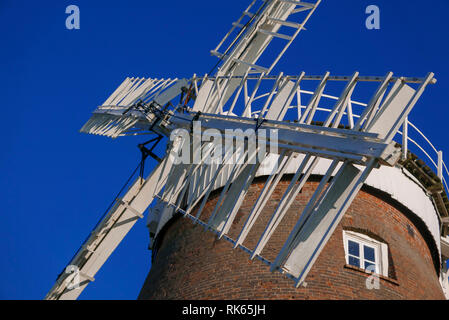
xmin=189 ymin=74 xmax=448 ymax=196
xmin=401 ymin=119 xmax=447 ymax=192
xmin=293 ymin=92 xmax=448 ymax=195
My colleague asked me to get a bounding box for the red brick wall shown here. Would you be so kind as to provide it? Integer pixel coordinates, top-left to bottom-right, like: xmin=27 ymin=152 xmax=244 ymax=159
xmin=138 ymin=178 xmax=445 ymax=300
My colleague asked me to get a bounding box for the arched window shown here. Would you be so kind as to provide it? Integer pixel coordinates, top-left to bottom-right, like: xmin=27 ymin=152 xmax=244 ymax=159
xmin=343 ymin=230 xmax=389 ymax=276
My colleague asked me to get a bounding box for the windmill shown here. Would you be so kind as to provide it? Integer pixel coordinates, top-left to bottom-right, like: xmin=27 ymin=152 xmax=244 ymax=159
xmin=46 ymin=0 xmax=446 ymax=300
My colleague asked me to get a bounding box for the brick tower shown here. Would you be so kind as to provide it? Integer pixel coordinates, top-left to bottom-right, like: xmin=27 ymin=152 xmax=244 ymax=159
xmin=139 ymin=157 xmax=449 ymax=300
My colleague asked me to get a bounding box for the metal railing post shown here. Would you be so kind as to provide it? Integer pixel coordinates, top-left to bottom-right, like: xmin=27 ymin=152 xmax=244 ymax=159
xmin=402 ymin=117 xmax=408 ymax=161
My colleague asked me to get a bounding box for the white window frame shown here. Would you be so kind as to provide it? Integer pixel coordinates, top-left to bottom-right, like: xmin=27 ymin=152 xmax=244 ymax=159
xmin=343 ymin=230 xmax=389 ymax=277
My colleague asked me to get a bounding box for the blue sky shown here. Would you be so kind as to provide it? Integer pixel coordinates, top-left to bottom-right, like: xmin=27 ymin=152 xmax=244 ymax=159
xmin=1 ymin=0 xmax=448 ymax=300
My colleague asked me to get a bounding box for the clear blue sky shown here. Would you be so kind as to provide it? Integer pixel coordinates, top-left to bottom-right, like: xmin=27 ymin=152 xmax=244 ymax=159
xmin=1 ymin=0 xmax=448 ymax=300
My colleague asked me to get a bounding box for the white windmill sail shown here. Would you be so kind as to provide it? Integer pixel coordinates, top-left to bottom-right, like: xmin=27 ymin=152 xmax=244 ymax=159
xmin=80 ymin=77 xmax=188 ymax=138
xmin=193 ymin=0 xmax=321 ymax=113
xmin=46 ymin=0 xmax=443 ymax=300
xmin=45 ymin=141 xmax=182 ymax=300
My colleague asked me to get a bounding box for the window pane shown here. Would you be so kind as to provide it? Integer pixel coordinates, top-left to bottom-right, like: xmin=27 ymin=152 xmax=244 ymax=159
xmin=348 ymin=256 xmax=360 ymax=268
xmin=364 ymin=261 xmax=376 ymax=273
xmin=348 ymin=240 xmax=359 ymax=256
xmin=364 ymin=246 xmax=375 ymax=262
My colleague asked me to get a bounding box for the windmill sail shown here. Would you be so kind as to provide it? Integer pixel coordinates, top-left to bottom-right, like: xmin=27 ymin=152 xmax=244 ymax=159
xmin=46 ymin=0 xmax=440 ymax=300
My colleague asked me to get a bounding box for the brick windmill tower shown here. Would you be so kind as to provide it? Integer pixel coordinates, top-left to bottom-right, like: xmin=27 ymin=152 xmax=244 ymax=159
xmin=46 ymin=0 xmax=449 ymax=300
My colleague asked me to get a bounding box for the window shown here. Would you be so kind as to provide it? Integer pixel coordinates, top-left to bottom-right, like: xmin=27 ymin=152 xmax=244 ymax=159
xmin=343 ymin=230 xmax=388 ymax=276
